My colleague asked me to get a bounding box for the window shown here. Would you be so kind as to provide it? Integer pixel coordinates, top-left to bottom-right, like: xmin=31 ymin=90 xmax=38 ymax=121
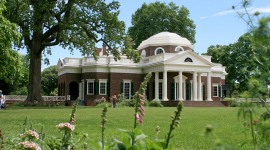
xmin=99 ymin=80 xmax=107 ymax=95
xmin=123 ymin=80 xmax=131 ymax=99
xmin=175 ymin=46 xmax=184 ymax=52
xmin=213 ymin=84 xmax=219 ymax=97
xmin=184 ymin=57 xmax=193 ymax=62
xmin=155 ymin=47 xmax=165 ymax=55
xmin=87 ymin=79 xmax=95 ymax=95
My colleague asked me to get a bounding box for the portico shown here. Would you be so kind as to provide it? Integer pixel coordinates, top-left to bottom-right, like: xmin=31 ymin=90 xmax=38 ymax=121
xmin=152 ymin=70 xmax=212 ymax=101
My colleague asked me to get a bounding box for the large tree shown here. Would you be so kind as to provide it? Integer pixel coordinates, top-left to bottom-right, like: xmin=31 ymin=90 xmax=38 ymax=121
xmin=128 ymin=2 xmax=196 ymax=49
xmin=233 ymin=0 xmax=270 ymax=85
xmin=203 ymin=33 xmax=257 ymax=93
xmin=0 ymin=0 xmax=23 ymax=94
xmin=4 ymin=0 xmax=126 ymax=103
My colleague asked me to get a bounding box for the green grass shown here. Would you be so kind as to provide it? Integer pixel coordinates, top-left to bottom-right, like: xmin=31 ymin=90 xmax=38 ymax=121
xmin=0 ymin=106 xmax=260 ymax=149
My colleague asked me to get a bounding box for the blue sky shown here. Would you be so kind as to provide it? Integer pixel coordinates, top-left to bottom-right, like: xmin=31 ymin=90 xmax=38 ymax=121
xmin=19 ymin=0 xmax=270 ymax=69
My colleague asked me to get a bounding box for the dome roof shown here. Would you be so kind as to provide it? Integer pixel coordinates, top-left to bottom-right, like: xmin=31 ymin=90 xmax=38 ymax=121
xmin=137 ymin=32 xmax=193 ymax=50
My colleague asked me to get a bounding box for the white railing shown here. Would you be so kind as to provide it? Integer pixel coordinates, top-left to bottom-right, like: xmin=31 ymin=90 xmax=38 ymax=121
xmin=232 ymin=98 xmax=270 ymax=103
xmin=5 ymin=95 xmax=66 ymax=102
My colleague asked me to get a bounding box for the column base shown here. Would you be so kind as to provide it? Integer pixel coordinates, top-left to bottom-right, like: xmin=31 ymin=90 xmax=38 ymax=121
xmin=162 ymin=98 xmax=169 ymax=101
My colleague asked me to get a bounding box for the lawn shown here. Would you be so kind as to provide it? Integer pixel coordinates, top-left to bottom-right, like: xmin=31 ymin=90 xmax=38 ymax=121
xmin=0 ymin=106 xmax=259 ymax=149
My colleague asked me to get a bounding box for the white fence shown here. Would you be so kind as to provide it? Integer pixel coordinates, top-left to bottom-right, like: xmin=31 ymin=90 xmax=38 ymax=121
xmin=233 ymin=98 xmax=270 ymax=103
xmin=5 ymin=95 xmax=66 ymax=102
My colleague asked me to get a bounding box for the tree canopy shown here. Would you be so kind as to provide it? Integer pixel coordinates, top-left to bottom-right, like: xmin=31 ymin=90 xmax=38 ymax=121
xmin=4 ymin=0 xmax=126 ymax=102
xmin=0 ymin=0 xmax=22 ymax=86
xmin=128 ymin=2 xmax=196 ymax=49
xmin=232 ymin=0 xmax=270 ymax=88
xmin=203 ymin=33 xmax=257 ymax=93
xmin=41 ymin=65 xmax=58 ymax=96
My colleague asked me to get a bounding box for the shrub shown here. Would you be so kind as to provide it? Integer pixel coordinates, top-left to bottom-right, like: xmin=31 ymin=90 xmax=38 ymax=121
xmin=149 ymin=100 xmax=163 ymax=107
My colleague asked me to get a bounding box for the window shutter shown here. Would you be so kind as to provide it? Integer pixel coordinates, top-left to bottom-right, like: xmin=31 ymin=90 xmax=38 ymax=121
xmin=202 ymin=85 xmax=206 ymax=101
xmin=107 ymin=80 xmax=110 ymax=97
xmin=95 ymin=81 xmax=99 ymax=95
xmin=170 ymin=82 xmax=175 ymax=100
xmin=120 ymin=81 xmax=123 ymax=94
xmin=84 ymin=80 xmax=87 ymax=96
xmin=131 ymin=82 xmax=134 ymax=96
xmin=219 ymin=85 xmax=221 ymax=98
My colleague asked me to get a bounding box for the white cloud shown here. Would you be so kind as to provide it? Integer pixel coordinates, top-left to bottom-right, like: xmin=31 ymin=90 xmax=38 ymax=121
xmin=213 ymin=6 xmax=270 ymax=17
xmin=250 ymin=7 xmax=270 ymax=14
xmin=199 ymin=6 xmax=270 ymax=20
xmin=199 ymin=16 xmax=208 ymax=19
xmin=213 ymin=9 xmax=235 ymax=17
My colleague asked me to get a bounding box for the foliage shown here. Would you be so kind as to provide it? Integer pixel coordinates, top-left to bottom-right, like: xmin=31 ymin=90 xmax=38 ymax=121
xmin=148 ymin=100 xmax=164 ymax=107
xmin=128 ymin=1 xmax=196 ymax=49
xmin=232 ymin=0 xmax=270 ymax=87
xmin=0 ymin=0 xmax=23 ymax=94
xmin=41 ymin=66 xmax=58 ymax=96
xmin=4 ymin=0 xmax=127 ymax=102
xmin=203 ymin=33 xmax=257 ymax=93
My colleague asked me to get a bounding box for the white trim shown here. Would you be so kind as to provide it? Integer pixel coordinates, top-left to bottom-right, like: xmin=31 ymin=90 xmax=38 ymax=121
xmin=155 ymin=47 xmax=165 ymax=55
xmin=175 ymin=46 xmax=184 ymax=52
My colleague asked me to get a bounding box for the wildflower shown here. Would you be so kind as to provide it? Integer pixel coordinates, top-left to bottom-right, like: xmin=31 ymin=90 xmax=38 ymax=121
xmin=18 ymin=141 xmax=41 ymax=150
xmin=136 ymin=113 xmax=143 ymax=124
xmin=156 ymin=125 xmax=161 ymax=135
xmin=20 ymin=130 xmax=39 ymax=140
xmin=57 ymin=123 xmax=75 ymax=132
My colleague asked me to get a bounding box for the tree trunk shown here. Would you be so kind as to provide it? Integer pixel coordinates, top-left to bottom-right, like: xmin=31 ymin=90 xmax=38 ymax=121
xmin=26 ymin=47 xmax=44 ymax=103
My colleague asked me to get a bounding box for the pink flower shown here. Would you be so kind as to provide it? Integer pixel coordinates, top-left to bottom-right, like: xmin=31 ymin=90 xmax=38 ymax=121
xmin=20 ymin=130 xmax=39 ymax=140
xmin=140 ymin=106 xmax=145 ymax=111
xmin=57 ymin=122 xmax=75 ymax=132
xmin=136 ymin=113 xmax=143 ymax=124
xmin=18 ymin=141 xmax=41 ymax=150
xmin=140 ymin=100 xmax=144 ymax=105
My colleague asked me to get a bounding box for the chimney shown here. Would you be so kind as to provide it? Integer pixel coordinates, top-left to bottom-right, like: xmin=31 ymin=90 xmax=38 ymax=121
xmin=102 ymin=43 xmax=107 ymax=56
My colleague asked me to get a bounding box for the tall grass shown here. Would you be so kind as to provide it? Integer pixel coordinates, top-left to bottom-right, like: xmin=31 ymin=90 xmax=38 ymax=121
xmin=0 ymin=106 xmax=259 ymax=149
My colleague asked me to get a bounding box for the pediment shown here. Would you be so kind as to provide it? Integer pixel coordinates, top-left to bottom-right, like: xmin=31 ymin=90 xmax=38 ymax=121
xmin=164 ymin=50 xmax=214 ymax=67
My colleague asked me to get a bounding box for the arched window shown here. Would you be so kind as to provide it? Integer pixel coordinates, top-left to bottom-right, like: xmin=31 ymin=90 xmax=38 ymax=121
xmin=184 ymin=57 xmax=193 ymax=62
xmin=175 ymin=46 xmax=184 ymax=52
xmin=155 ymin=47 xmax=165 ymax=55
xmin=141 ymin=50 xmax=146 ymax=58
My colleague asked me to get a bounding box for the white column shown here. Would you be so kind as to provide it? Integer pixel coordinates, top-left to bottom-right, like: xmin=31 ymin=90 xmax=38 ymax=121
xmin=220 ymin=82 xmax=223 ymax=100
xmin=193 ymin=72 xmax=198 ymax=101
xmin=155 ymin=72 xmax=159 ymax=100
xmin=162 ymin=70 xmax=168 ymax=101
xmin=178 ymin=71 xmax=183 ymax=100
xmin=198 ymin=73 xmax=202 ymax=101
xmin=207 ymin=72 xmax=212 ymax=101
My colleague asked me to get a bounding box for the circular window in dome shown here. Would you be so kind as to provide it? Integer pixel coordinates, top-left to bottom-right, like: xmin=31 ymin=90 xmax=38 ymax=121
xmin=155 ymin=47 xmax=165 ymax=55
xmin=175 ymin=46 xmax=184 ymax=52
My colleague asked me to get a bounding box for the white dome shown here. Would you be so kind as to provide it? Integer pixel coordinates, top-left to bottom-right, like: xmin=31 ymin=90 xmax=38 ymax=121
xmin=137 ymin=32 xmax=193 ymax=50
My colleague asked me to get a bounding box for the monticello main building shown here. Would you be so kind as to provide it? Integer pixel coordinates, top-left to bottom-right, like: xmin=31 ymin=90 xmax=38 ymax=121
xmin=57 ymin=32 xmax=228 ymax=105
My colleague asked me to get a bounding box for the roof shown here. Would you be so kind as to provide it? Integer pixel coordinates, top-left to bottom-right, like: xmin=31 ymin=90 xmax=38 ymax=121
xmin=137 ymin=32 xmax=193 ymax=50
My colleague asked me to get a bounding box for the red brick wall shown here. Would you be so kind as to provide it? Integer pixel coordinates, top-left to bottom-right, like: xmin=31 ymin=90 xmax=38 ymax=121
xmin=58 ymin=73 xmax=81 ymax=97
